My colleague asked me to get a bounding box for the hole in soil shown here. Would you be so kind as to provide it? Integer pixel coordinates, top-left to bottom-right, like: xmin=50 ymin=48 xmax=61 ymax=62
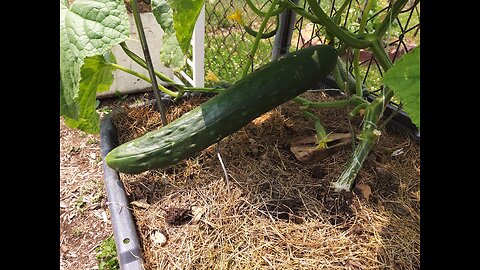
xmin=258 ymin=198 xmax=305 ymax=224
xmin=165 ymin=207 xmax=193 ymax=226
xmin=123 ymin=238 xmax=130 ymax=244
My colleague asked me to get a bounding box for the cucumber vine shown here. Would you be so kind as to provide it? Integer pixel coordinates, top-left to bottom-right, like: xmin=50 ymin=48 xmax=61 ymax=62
xmin=240 ymin=0 xmax=419 ymax=191
xmin=60 ymin=0 xmax=419 ymax=192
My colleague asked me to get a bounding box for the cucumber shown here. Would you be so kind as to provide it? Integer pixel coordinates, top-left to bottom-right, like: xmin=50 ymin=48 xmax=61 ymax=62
xmin=106 ymin=45 xmax=337 ymax=174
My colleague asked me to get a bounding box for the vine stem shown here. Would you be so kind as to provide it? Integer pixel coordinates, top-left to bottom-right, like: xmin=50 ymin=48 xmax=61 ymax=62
xmin=306 ymin=0 xmax=371 ymax=48
xmin=329 ymin=0 xmax=408 ymax=191
xmin=332 ymin=93 xmax=385 ymax=191
xmin=109 ymin=63 xmax=178 ymax=97
xmin=353 ymin=0 xmax=376 ymax=96
xmin=293 ymin=96 xmax=367 ymax=109
xmin=130 ymin=0 xmax=168 ymax=125
xmin=246 ymin=0 xmax=285 ymax=17
xmin=241 ymin=0 xmax=279 ymax=78
xmin=119 ymin=42 xmax=178 ymax=85
xmin=109 ymin=63 xmax=223 ymax=95
xmin=374 ymin=0 xmax=409 ymax=39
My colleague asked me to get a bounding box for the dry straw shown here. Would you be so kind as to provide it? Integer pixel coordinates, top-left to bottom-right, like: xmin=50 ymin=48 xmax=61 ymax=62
xmin=111 ymin=92 xmax=420 ymax=270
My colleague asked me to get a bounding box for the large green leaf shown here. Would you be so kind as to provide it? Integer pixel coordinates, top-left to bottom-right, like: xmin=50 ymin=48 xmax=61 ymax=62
xmin=63 ymin=0 xmax=130 ymax=58
xmin=60 ymin=0 xmax=129 ymax=128
xmin=64 ymin=53 xmax=116 ymax=133
xmin=151 ymin=0 xmax=186 ymax=69
xmin=60 ymin=1 xmax=82 ymax=118
xmin=383 ymin=46 xmax=420 ymax=129
xmin=167 ymin=0 xmax=205 ymax=54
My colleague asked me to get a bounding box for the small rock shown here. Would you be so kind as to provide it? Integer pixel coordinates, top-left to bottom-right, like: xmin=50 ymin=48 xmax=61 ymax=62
xmin=151 ymin=231 xmax=167 ymax=246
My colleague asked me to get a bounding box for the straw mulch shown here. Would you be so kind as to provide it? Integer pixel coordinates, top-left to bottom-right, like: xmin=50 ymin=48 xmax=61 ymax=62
xmin=111 ymin=91 xmax=420 ymax=270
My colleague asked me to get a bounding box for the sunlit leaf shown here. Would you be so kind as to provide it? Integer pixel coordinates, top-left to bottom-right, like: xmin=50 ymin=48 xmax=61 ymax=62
xmin=151 ymin=0 xmax=186 ymax=68
xmin=60 ymin=0 xmax=129 ymax=132
xmin=383 ymin=46 xmax=420 ymax=129
xmin=64 ymin=53 xmax=116 ymax=133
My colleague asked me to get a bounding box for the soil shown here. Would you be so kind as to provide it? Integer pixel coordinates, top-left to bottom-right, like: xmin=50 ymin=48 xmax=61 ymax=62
xmin=59 ymin=90 xmax=420 ymax=269
xmin=110 ymin=91 xmax=420 ymax=269
xmin=60 ymin=117 xmax=112 ymax=270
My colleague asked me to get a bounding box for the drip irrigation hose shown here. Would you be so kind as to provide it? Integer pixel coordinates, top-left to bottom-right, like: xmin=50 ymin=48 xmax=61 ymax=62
xmin=100 ymin=116 xmax=145 ymax=270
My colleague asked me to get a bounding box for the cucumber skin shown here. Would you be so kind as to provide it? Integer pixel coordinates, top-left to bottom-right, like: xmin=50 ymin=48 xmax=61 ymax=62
xmin=106 ymin=45 xmax=337 ymax=174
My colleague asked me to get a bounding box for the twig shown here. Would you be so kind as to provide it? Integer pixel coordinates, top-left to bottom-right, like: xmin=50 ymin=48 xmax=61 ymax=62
xmin=106 ymin=201 xmax=134 ymax=213
xmin=216 ymin=142 xmax=230 ymax=193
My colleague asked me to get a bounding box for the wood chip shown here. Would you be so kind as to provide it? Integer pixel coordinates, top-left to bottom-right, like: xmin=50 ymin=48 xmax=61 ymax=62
xmin=354 ymin=183 xmax=372 ymax=202
xmin=131 ymin=199 xmax=150 ymax=209
xmin=290 ymin=133 xmax=351 ymax=162
xmin=191 ymin=206 xmax=206 ymax=225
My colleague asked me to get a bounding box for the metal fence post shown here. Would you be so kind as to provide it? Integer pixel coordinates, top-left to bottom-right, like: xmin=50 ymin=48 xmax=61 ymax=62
xmin=271 ymin=0 xmax=299 ymax=60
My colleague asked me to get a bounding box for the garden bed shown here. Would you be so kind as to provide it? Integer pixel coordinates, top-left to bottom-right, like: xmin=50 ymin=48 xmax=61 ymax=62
xmin=106 ymin=91 xmax=420 ymax=269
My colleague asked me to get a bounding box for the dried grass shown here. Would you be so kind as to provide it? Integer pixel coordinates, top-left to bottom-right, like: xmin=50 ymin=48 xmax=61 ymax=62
xmin=111 ymin=92 xmax=420 ymax=270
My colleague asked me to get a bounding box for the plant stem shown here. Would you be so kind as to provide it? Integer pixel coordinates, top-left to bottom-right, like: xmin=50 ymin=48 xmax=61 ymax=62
xmin=370 ymin=39 xmax=393 ymax=71
xmin=332 ymin=93 xmax=385 ymax=191
xmin=246 ymin=0 xmax=285 ymax=17
xmin=353 ymin=49 xmax=362 ymax=96
xmin=244 ymin=15 xmax=279 ymax=39
xmin=302 ymin=110 xmax=327 ymax=139
xmin=353 ymin=0 xmax=376 ymax=96
xmin=109 ymin=63 xmax=178 ymax=97
xmin=332 ymin=41 xmax=395 ymax=191
xmin=359 ymin=0 xmax=376 ymax=33
xmin=283 ymin=0 xmax=321 ymax=23
xmin=293 ymin=95 xmax=367 ymax=109
xmin=332 ymin=60 xmax=348 ymax=94
xmin=182 ymin=86 xmax=225 ymax=93
xmin=374 ymin=0 xmax=409 ymax=39
xmin=306 ymin=0 xmax=371 ymax=48
xmin=241 ymin=0 xmax=279 ymax=78
xmin=130 ymin=0 xmax=168 ymax=125
xmin=119 ymin=42 xmax=178 ymax=85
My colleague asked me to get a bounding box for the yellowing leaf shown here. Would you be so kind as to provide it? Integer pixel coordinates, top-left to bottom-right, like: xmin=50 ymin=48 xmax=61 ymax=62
xmin=383 ymin=46 xmax=420 ymax=129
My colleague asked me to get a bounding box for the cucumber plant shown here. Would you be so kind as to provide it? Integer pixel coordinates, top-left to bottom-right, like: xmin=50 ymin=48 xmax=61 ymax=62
xmin=60 ymin=0 xmax=419 ymax=191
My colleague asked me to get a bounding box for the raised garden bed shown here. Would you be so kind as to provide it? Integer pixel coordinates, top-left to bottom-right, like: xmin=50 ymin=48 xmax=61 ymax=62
xmin=100 ymin=90 xmax=420 ymax=269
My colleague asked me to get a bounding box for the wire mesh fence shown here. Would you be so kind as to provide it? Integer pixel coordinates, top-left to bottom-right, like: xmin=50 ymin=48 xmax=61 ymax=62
xmin=291 ymin=0 xmax=420 ymax=94
xmin=204 ymin=0 xmax=277 ymax=83
xmin=204 ymin=0 xmax=420 ymax=94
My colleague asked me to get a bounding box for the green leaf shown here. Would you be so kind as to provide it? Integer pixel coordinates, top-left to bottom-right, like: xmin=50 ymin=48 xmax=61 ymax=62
xmin=60 ymin=1 xmax=81 ymax=118
xmin=151 ymin=0 xmax=186 ymax=68
xmin=60 ymin=0 xmax=129 ymax=126
xmin=64 ymin=54 xmax=116 ymax=134
xmin=64 ymin=0 xmax=130 ymax=58
xmin=383 ymin=46 xmax=420 ymax=129
xmin=167 ymin=0 xmax=205 ymax=54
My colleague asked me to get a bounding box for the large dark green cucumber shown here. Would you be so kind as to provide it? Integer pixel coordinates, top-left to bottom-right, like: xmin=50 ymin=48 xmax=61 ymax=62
xmin=106 ymin=45 xmax=337 ymax=174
